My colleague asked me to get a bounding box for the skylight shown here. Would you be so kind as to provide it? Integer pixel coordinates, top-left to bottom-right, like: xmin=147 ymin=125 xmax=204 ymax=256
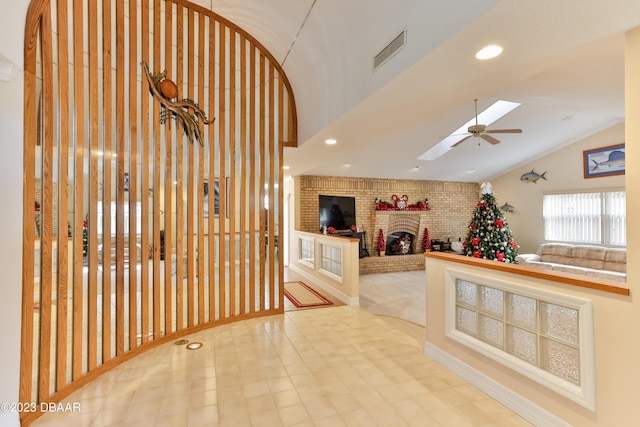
xmin=418 ymin=100 xmax=521 ymax=161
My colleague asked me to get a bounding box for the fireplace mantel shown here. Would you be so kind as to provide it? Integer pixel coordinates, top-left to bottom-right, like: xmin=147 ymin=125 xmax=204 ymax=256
xmin=374 ymin=210 xmax=430 ymax=256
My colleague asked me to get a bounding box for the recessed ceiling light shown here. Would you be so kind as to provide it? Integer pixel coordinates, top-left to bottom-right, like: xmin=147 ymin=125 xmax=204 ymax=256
xmin=325 ymin=139 xmax=337 ymax=145
xmin=282 ymin=165 xmax=290 ymax=170
xmin=466 ymin=169 xmax=476 ymax=174
xmin=475 ymin=45 xmax=503 ymax=60
xmin=186 ymin=342 xmax=203 ymax=350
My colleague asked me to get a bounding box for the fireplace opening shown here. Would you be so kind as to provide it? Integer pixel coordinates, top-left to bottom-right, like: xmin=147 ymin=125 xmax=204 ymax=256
xmin=386 ymin=232 xmax=414 ymax=256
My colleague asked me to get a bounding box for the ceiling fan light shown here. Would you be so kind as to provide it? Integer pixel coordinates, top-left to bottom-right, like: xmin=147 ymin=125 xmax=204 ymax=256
xmin=475 ymin=45 xmax=503 ymax=60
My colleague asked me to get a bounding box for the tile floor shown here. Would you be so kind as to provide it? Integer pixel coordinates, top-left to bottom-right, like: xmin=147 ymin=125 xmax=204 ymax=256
xmin=30 ymin=307 xmax=531 ymax=426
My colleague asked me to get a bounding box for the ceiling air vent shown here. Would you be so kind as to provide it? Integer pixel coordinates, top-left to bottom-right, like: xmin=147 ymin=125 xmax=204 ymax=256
xmin=373 ymin=29 xmax=406 ymax=71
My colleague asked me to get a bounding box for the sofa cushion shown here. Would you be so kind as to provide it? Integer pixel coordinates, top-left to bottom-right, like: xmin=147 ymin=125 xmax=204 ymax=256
xmin=539 ymin=243 xmax=575 ymax=265
xmin=585 ymin=269 xmax=626 ymax=282
xmin=603 ymin=248 xmax=626 ymax=273
xmin=570 ymin=246 xmax=606 ymax=270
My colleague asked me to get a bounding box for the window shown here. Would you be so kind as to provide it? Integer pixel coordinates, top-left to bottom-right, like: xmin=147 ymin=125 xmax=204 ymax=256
xmin=543 ymin=191 xmax=625 ymax=246
xmin=445 ymin=269 xmax=596 ymax=410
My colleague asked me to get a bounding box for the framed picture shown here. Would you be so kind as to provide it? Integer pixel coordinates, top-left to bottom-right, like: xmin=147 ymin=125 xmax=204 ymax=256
xmin=203 ymin=179 xmax=220 ymax=217
xmin=203 ymin=178 xmax=230 ymax=217
xmin=583 ymin=144 xmax=625 ymax=179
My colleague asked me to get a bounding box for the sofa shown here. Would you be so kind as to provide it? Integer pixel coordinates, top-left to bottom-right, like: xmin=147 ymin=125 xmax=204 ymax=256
xmin=516 ymin=243 xmax=626 ymax=282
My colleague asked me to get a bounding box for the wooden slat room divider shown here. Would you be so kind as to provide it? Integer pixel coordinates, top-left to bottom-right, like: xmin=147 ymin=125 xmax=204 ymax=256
xmin=21 ymin=0 xmax=297 ymax=424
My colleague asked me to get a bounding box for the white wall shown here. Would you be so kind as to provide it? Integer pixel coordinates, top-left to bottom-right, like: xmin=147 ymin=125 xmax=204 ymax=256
xmin=490 ymin=123 xmax=625 ymax=253
xmin=0 ymin=2 xmax=30 ymax=426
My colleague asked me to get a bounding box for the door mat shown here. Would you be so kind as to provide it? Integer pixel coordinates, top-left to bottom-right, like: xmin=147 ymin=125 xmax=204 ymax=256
xmin=284 ymin=281 xmax=333 ymax=308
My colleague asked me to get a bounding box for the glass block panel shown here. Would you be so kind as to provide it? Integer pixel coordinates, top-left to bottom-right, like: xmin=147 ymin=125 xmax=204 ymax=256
xmin=506 ymin=293 xmax=537 ymax=330
xmin=456 ymin=306 xmax=477 ymax=336
xmin=479 ymin=315 xmax=504 ymax=349
xmin=541 ymin=302 xmax=579 ymax=345
xmin=456 ymin=280 xmax=477 ymax=307
xmin=541 ymin=337 xmax=580 ymax=385
xmin=507 ymin=325 xmax=537 ymax=365
xmin=479 ymin=286 xmax=504 ymax=317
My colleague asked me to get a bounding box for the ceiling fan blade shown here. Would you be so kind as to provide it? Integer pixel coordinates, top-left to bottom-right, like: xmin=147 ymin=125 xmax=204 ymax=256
xmin=480 ymin=133 xmax=500 ymax=145
xmin=485 ymin=128 xmax=523 ymax=134
xmin=451 ymin=134 xmax=473 ymax=148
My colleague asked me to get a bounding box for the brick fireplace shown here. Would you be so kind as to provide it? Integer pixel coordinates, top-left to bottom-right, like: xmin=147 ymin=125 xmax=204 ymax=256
xmin=359 ymin=210 xmax=430 ymax=274
xmin=375 ymin=211 xmax=430 ymax=254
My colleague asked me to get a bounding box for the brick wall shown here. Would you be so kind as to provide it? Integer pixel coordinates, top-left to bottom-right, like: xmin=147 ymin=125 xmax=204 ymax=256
xmin=295 ymin=176 xmax=479 ymax=270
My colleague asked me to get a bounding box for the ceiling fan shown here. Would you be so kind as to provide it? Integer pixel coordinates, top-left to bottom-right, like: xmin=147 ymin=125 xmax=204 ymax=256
xmin=452 ymin=99 xmax=523 ymax=147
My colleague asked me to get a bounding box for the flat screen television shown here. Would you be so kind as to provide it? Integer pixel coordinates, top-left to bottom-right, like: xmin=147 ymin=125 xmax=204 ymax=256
xmin=319 ymin=195 xmax=356 ymax=232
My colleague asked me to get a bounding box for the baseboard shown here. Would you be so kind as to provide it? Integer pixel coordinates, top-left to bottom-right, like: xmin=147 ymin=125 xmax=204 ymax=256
xmin=0 ymin=412 xmax=19 ymax=427
xmin=288 ymin=265 xmax=359 ymax=306
xmin=424 ymin=342 xmax=571 ymax=427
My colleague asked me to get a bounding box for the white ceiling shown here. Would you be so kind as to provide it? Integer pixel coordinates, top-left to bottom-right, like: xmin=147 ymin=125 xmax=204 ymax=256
xmin=196 ymin=0 xmax=640 ymax=182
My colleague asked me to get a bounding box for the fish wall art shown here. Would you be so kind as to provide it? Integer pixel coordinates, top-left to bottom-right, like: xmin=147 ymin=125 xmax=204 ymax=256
xmin=583 ymin=144 xmax=625 ymax=178
xmin=520 ymin=169 xmax=547 ymax=183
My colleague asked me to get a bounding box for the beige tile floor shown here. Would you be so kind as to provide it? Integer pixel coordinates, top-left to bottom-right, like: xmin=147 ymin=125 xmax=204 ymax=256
xmin=31 ymin=303 xmax=531 ymax=427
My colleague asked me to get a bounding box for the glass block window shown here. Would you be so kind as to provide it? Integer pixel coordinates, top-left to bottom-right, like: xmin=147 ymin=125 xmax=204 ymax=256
xmin=299 ymin=238 xmax=314 ymax=266
xmin=445 ymin=269 xmax=595 ymax=410
xmin=320 ymin=244 xmax=342 ymax=278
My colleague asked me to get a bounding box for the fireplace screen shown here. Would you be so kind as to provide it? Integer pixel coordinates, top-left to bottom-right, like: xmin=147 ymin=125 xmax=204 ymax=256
xmin=386 ymin=232 xmax=414 ymax=255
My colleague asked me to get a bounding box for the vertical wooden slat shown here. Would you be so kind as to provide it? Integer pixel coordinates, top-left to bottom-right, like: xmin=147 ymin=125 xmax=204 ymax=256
xmin=268 ymin=62 xmax=275 ymax=309
xmin=164 ymin=2 xmax=174 ymax=335
xmin=140 ymin=0 xmax=151 ymax=345
xmin=196 ymin=12 xmax=205 ymax=324
xmin=259 ymin=53 xmax=266 ymax=309
xmin=207 ymin=18 xmax=216 ymax=321
xmin=128 ymin=0 xmax=139 ymax=350
xmin=88 ymin=0 xmax=100 ymax=370
xmin=20 ymin=1 xmax=39 ymax=406
xmin=218 ymin=22 xmax=227 ymax=319
xmin=278 ymin=76 xmax=285 ymax=309
xmin=186 ymin=8 xmax=195 ymax=327
xmin=39 ymin=5 xmax=54 ymax=400
xmin=175 ymin=3 xmax=184 ymax=331
xmin=72 ymin=0 xmax=86 ymax=379
xmin=102 ymin=0 xmax=113 ymax=361
xmin=152 ymin=0 xmax=162 ymax=341
xmin=55 ymin=0 xmax=70 ymax=390
xmin=248 ymin=46 xmax=256 ymax=313
xmin=115 ymin=0 xmax=126 ymax=355
xmin=239 ymin=35 xmax=247 ymax=314
xmin=229 ymin=28 xmax=236 ymax=316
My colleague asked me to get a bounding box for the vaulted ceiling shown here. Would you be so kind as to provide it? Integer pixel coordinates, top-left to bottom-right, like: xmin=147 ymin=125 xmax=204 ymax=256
xmin=195 ymin=0 xmax=640 ymax=182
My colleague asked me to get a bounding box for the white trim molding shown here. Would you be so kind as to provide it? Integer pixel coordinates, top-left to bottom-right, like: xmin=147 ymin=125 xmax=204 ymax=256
xmin=424 ymin=341 xmax=572 ymax=427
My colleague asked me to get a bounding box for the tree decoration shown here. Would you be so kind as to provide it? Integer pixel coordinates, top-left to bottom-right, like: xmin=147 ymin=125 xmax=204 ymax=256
xmin=142 ymin=61 xmax=214 ymax=145
xmin=377 ymin=229 xmax=386 ymax=255
xmin=422 ymin=227 xmax=431 ymax=252
xmin=462 ymin=190 xmax=519 ymax=263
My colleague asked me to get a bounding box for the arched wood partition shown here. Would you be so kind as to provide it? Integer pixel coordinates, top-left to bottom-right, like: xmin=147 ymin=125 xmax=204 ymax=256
xmin=21 ymin=0 xmax=296 ymax=424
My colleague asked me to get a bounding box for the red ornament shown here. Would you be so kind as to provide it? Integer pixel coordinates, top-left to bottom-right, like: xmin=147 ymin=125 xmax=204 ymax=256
xmin=495 ymin=219 xmax=504 ymax=228
xmin=473 ymin=250 xmax=482 ymax=258
xmin=496 ymin=252 xmax=505 ymax=261
xmin=471 ymin=237 xmax=480 ymax=246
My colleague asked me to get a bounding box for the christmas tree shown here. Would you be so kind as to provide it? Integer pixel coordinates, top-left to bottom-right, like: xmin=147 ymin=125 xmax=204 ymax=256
xmin=462 ymin=187 xmax=519 ymax=263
